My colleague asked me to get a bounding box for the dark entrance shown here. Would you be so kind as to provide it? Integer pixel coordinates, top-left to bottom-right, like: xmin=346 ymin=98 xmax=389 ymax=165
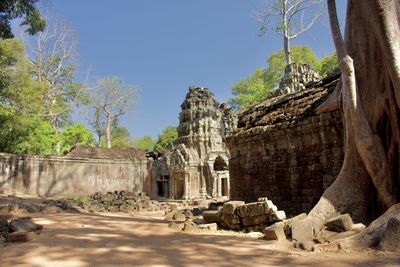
xmin=221 ymin=177 xmax=228 ymax=197
xmin=156 ymin=175 xmax=169 ymax=197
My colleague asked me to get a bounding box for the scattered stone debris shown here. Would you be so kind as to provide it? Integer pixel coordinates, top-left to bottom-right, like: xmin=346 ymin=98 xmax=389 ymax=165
xmin=82 ymin=191 xmax=162 ymax=213
xmin=0 ymin=197 xmax=75 ymax=215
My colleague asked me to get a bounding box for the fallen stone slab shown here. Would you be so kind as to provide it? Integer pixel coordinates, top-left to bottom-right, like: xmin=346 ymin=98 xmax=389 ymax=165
xmin=283 ymin=213 xmax=307 ymax=237
xmin=291 ymin=218 xmax=319 ymax=242
xmin=324 ymin=214 xmax=353 ymax=232
xmin=203 ymin=210 xmax=219 ymax=223
xmin=9 ymin=217 xmax=43 ymax=233
xmin=220 ymin=201 xmax=244 ymax=215
xmin=263 ymin=222 xmax=286 ymax=241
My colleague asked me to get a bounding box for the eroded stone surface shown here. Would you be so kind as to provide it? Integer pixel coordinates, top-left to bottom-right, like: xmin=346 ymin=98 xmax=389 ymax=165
xmin=150 ymin=86 xmax=237 ymax=200
xmin=226 ymin=73 xmax=343 ymax=216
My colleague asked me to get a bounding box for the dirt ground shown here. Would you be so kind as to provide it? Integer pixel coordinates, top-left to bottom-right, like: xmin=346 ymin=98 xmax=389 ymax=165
xmin=0 ymin=191 xmax=399 ymax=267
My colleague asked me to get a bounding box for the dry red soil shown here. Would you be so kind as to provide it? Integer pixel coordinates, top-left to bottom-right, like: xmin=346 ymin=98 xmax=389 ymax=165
xmin=1 ymin=211 xmax=399 ymax=267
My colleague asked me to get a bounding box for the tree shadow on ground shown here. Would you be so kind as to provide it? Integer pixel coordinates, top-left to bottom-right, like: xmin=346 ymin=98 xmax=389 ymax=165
xmin=0 ymin=213 xmax=399 ymax=267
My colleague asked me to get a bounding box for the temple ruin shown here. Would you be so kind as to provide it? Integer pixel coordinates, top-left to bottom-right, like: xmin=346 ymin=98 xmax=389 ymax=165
xmin=150 ymin=86 xmax=237 ymax=200
xmin=226 ymin=70 xmax=344 ymax=216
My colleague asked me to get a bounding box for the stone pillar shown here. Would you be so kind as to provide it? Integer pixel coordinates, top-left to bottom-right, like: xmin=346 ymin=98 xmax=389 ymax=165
xmin=183 ymin=172 xmax=189 ymax=200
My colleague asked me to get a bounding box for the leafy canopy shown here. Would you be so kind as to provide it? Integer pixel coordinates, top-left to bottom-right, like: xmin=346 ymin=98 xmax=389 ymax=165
xmin=154 ymin=126 xmax=178 ymax=152
xmin=134 ymin=136 xmax=156 ymax=152
xmin=0 ymin=0 xmax=46 ymax=39
xmin=60 ymin=123 xmax=94 ymax=154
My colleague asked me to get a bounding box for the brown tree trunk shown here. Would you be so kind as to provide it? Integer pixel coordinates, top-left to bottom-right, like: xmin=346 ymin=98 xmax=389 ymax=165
xmin=310 ymin=0 xmax=400 ymax=224
xmin=105 ymin=111 xmax=112 ymax=149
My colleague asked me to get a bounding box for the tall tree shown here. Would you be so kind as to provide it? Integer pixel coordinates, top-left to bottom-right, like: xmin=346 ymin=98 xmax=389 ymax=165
xmin=20 ymin=16 xmax=84 ymax=129
xmin=310 ymin=0 xmax=400 ymax=224
xmin=0 ymin=0 xmax=45 ymax=39
xmin=89 ymin=76 xmax=139 ymax=148
xmin=256 ymin=0 xmax=323 ymax=65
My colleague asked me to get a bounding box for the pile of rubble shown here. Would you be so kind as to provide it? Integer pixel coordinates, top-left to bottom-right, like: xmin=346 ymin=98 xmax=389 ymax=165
xmin=166 ymin=197 xmax=287 ymax=232
xmin=0 ymin=215 xmax=43 ymax=243
xmin=0 ymin=198 xmax=73 ymax=215
xmin=83 ymin=191 xmax=163 ymax=213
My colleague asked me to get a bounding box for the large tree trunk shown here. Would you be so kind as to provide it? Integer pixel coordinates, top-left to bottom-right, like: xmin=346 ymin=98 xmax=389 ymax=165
xmin=310 ymin=0 xmax=400 ymax=224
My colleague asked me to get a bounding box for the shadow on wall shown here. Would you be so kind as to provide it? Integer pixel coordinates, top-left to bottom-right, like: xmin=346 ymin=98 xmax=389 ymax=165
xmin=0 ymin=154 xmax=149 ymax=196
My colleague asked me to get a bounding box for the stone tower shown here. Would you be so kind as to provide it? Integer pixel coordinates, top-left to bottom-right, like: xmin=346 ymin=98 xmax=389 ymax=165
xmin=150 ymin=86 xmax=237 ymax=199
xmin=278 ymin=63 xmax=320 ymax=94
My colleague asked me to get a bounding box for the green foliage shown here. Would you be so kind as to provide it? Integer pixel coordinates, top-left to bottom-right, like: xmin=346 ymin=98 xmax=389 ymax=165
xmin=110 ymin=126 xmax=134 ymax=148
xmin=229 ymin=45 xmax=338 ymax=108
xmin=317 ymin=54 xmax=338 ymax=77
xmin=0 ymin=38 xmax=48 ymax=115
xmin=0 ymin=0 xmax=46 ymax=39
xmin=134 ymin=136 xmax=156 ymax=151
xmin=60 ymin=123 xmax=94 ymax=153
xmin=154 ymin=126 xmax=178 ymax=152
xmin=0 ymin=113 xmax=58 ymax=155
xmin=230 ymin=68 xmax=270 ymax=109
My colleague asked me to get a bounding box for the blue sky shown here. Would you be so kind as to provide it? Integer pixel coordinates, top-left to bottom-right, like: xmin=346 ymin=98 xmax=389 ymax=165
xmin=33 ymin=0 xmax=346 ymax=140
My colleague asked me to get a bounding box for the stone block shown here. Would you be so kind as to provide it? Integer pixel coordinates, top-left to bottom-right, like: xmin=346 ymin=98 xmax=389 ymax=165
xmin=291 ymin=218 xmax=318 ymax=242
xmin=202 ymin=210 xmax=219 ymax=224
xmin=263 ymin=223 xmax=286 ymax=241
xmin=283 ymin=213 xmax=307 ymax=237
xmin=9 ymin=217 xmax=43 ymax=233
xmin=220 ymin=201 xmax=244 ymax=215
xmin=324 ymin=214 xmax=353 ymax=232
xmin=269 ymin=210 xmax=286 ymax=222
xmin=242 ymin=214 xmax=269 ymax=227
xmin=198 ymin=223 xmax=218 ymax=231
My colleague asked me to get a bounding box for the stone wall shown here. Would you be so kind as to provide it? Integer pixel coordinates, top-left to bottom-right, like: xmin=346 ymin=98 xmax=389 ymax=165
xmin=0 ymin=153 xmax=150 ymax=196
xmin=226 ymin=74 xmax=344 ymax=216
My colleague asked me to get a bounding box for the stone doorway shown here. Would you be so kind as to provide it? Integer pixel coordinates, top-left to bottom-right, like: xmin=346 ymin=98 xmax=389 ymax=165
xmin=156 ymin=175 xmax=169 ymax=198
xmin=221 ymin=177 xmax=229 ymax=197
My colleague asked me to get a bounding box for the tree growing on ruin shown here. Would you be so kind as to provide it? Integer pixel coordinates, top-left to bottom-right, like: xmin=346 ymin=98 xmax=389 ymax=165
xmin=0 ymin=0 xmax=46 ymax=39
xmin=256 ymin=0 xmax=323 ymax=65
xmin=230 ymin=45 xmax=337 ymax=108
xmin=310 ymin=0 xmax=400 ymax=225
xmin=88 ymin=76 xmax=139 ymax=149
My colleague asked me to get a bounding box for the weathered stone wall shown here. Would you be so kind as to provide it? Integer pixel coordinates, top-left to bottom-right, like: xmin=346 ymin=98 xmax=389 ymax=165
xmin=0 ymin=154 xmax=150 ymax=196
xmin=226 ymin=75 xmax=344 ymax=216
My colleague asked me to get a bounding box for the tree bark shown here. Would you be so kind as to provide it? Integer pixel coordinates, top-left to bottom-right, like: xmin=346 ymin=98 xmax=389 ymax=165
xmin=105 ymin=111 xmax=112 ymax=149
xmin=310 ymin=0 xmax=400 ymax=224
xmin=282 ymin=1 xmax=291 ymax=65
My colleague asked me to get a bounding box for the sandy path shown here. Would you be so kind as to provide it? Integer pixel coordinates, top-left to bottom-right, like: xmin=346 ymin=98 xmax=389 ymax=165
xmin=0 ymin=212 xmax=399 ymax=267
